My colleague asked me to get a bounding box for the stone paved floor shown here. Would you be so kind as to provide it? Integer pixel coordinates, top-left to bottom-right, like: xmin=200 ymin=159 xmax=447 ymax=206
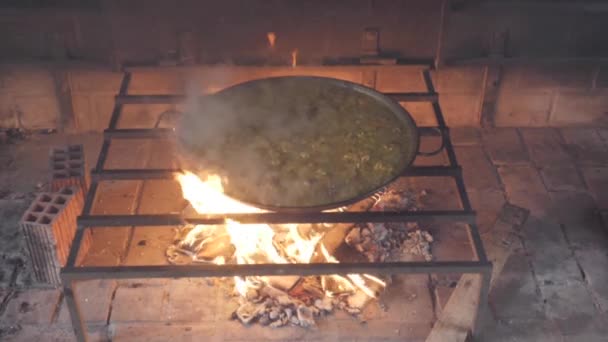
xmin=0 ymin=127 xmax=607 ymax=341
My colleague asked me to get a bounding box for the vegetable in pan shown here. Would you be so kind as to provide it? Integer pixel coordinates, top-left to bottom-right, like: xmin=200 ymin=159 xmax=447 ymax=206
xmin=177 ymin=77 xmax=417 ymax=208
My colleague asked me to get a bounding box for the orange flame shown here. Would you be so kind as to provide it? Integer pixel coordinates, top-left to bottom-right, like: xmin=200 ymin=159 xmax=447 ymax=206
xmin=176 ymin=171 xmax=383 ymax=299
xmin=291 ymin=49 xmax=298 ymax=67
xmin=267 ymin=32 xmax=277 ymax=49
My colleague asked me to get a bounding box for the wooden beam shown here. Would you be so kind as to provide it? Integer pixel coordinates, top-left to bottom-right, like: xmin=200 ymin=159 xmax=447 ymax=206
xmin=426 ymin=273 xmax=482 ymax=342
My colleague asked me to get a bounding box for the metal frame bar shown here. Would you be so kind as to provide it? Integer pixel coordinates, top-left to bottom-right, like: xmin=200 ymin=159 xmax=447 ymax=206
xmin=61 ymin=65 xmax=491 ymax=342
xmin=115 ymin=92 xmax=438 ymax=105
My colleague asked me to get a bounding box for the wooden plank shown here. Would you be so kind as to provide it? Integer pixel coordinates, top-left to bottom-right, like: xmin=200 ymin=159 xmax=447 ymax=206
xmin=426 ymin=274 xmax=481 ymax=342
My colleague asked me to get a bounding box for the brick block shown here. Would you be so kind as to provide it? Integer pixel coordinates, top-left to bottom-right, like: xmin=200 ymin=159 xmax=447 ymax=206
xmin=502 ymin=65 xmax=594 ymax=91
xmin=550 ymin=91 xmax=608 ymax=125
xmin=13 ymin=95 xmax=60 ymax=130
xmin=49 ymin=144 xmax=90 ymax=198
xmin=433 ymin=66 xmax=485 ymax=93
xmin=482 ymin=128 xmax=529 ymax=165
xmin=69 ymin=70 xmax=122 ymax=93
xmin=19 ymin=187 xmax=91 ymax=285
xmin=520 ymin=128 xmax=572 ymax=165
xmin=439 ymin=93 xmax=481 ymax=126
xmin=400 ymin=101 xmax=436 ymax=126
xmin=375 ymin=68 xmax=427 ymax=93
xmin=450 ymin=127 xmax=480 ymax=146
xmin=494 ymin=91 xmax=552 ymax=126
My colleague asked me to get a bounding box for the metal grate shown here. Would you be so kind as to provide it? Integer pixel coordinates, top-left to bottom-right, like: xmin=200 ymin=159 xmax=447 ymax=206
xmin=60 ymin=63 xmax=492 ymax=342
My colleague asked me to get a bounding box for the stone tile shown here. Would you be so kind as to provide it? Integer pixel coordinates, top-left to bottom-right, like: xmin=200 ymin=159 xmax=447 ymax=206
xmin=82 ymin=227 xmax=132 ymax=266
xmin=109 ymin=322 xmax=218 ymax=342
xmin=69 ymin=70 xmax=122 ymax=93
xmin=498 ymin=165 xmax=551 ymax=216
xmin=520 ymin=128 xmax=572 ymax=165
xmin=413 ymin=135 xmax=448 ymax=167
xmin=450 ymin=127 xmax=480 ymax=146
xmin=380 ymin=275 xmax=435 ymax=323
xmin=375 ymin=69 xmax=427 ymax=93
xmin=558 ymin=312 xmax=608 ymax=341
xmin=161 ymin=279 xmax=218 ymax=322
xmin=503 ymin=65 xmax=594 ymax=90
xmin=90 ymin=181 xmax=141 ymax=215
xmin=497 ymin=203 xmax=529 ymax=227
xmin=495 ymin=91 xmax=552 ymax=127
xmin=548 ymin=192 xmax=607 ymax=249
xmin=477 ymin=319 xmax=563 ymax=342
xmin=573 ymin=248 xmax=608 ymax=312
xmin=560 ymin=128 xmax=608 ymax=165
xmin=434 ymin=66 xmax=485 ymax=93
xmin=539 ymin=167 xmax=585 ymax=192
xmin=124 ymin=227 xmax=175 ymax=266
xmin=551 ymin=90 xmax=608 ymax=126
xmin=440 ymin=93 xmax=482 ymax=126
xmin=483 ymin=218 xmax=523 ymax=289
xmin=521 ymin=218 xmax=582 ymax=285
xmin=482 ymin=128 xmax=530 ymax=165
xmin=13 ymin=95 xmax=60 ymax=130
xmin=0 ymin=324 xmax=77 ymax=342
xmin=57 ymin=280 xmax=116 ymax=325
xmin=399 ymin=177 xmax=461 ymax=210
xmin=541 ymin=283 xmax=599 ymax=336
xmin=1 ymin=289 xmax=60 ymax=324
xmin=468 ymin=189 xmax=506 ymax=233
xmin=454 ymin=146 xmax=501 ymax=192
xmin=580 ymin=167 xmax=608 ymax=208
xmin=489 ymin=253 xmax=544 ymax=321
xmin=401 ymin=102 xmax=437 ymax=127
xmin=598 ymin=128 xmax=608 ymax=146
xmin=431 ymin=223 xmax=474 ymax=262
xmin=110 ymin=286 xmax=165 ymax=322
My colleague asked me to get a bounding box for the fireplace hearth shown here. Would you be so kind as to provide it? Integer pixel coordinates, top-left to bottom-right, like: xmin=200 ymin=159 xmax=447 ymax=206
xmin=60 ymin=61 xmax=491 ymax=342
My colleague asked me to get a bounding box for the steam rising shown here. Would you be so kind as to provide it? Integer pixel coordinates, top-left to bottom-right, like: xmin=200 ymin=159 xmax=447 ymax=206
xmin=176 ymin=77 xmax=413 ymax=208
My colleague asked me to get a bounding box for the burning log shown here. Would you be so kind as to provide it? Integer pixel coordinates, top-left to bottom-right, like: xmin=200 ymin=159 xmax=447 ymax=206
xmin=168 ymin=171 xmax=433 ymax=329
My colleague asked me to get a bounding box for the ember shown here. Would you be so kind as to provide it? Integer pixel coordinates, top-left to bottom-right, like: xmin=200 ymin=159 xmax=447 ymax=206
xmin=167 ymin=171 xmax=433 ymax=327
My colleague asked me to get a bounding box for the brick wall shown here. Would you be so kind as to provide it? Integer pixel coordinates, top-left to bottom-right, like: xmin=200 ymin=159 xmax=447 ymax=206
xmin=0 ymin=64 xmax=61 ymax=129
xmin=495 ymin=65 xmax=608 ymax=126
xmin=1 ymin=63 xmax=607 ymax=130
xmin=0 ymin=1 xmax=607 ymax=130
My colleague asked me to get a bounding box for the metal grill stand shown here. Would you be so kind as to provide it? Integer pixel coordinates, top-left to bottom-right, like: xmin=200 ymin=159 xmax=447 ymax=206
xmin=61 ymin=63 xmax=492 ymax=342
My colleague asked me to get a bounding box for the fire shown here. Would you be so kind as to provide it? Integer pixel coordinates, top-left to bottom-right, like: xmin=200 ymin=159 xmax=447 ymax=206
xmin=176 ymin=171 xmax=383 ymax=300
xmin=267 ymin=32 xmax=277 ymax=49
xmin=291 ymin=49 xmax=298 ymax=67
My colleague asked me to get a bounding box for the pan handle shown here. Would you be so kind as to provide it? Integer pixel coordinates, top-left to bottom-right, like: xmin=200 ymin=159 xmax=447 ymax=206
xmin=416 ymin=127 xmax=446 ymax=156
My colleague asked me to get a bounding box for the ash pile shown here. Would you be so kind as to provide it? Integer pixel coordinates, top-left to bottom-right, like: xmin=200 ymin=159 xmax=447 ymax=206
xmin=165 ymin=188 xmax=433 ymax=328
